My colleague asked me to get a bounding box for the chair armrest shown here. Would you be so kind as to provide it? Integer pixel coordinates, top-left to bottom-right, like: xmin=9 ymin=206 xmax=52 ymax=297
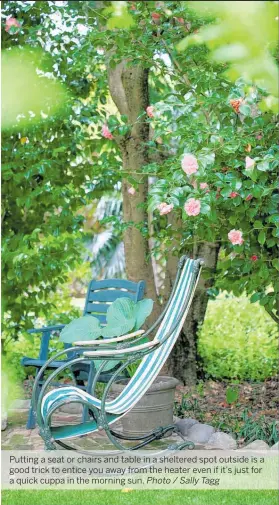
xmin=83 ymin=340 xmax=158 ymax=357
xmin=27 ymin=324 xmax=65 ymax=334
xmin=74 ymin=330 xmax=145 ymax=346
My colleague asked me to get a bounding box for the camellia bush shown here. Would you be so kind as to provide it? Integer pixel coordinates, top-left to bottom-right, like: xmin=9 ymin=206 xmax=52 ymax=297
xmin=148 ymin=76 xmax=279 ymax=320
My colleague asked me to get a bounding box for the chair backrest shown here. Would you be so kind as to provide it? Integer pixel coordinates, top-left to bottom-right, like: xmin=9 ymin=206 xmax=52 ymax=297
xmin=107 ymin=258 xmax=202 ymax=414
xmin=83 ymin=279 xmax=146 ymax=324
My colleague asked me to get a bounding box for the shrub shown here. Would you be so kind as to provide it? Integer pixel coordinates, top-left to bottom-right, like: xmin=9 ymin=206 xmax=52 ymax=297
xmin=198 ymin=294 xmax=278 ymax=380
xmin=4 ymin=284 xmax=82 ymax=384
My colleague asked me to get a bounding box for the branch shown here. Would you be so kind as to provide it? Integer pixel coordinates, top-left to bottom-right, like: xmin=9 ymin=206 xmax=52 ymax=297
xmin=148 ymin=149 xmax=171 ymax=163
xmin=107 ymin=59 xmax=129 ymax=116
xmin=264 ymin=306 xmax=279 ymax=325
xmin=161 ymin=39 xmax=192 ymax=89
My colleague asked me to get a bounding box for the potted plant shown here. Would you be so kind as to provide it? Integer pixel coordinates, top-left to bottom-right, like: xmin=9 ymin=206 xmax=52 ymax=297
xmin=110 ymin=374 xmax=179 ymax=437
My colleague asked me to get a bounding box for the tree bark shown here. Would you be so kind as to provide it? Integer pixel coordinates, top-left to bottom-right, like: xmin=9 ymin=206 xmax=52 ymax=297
xmin=166 ymin=241 xmax=220 ymax=385
xmin=107 ymin=62 xmax=160 ymax=318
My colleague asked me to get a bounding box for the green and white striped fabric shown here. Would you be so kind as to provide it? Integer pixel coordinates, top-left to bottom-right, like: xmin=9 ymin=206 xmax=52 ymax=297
xmin=41 ymin=258 xmax=200 ymax=440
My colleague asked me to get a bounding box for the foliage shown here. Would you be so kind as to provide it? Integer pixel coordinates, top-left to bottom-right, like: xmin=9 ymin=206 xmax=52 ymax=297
xmin=214 ymin=410 xmax=279 ymax=446
xmin=4 ymin=285 xmax=81 ymax=382
xmin=1 ymin=1 xmax=120 ymax=342
xmin=60 ymin=315 xmax=102 ymax=343
xmin=198 ymin=294 xmax=278 ymax=380
xmin=60 ymin=297 xmax=153 ymax=342
xmin=175 ymin=393 xmax=278 ymax=446
xmin=126 ymin=359 xmax=141 ymax=378
xmin=84 ymin=192 xmax=125 ymax=280
xmin=1 ymin=356 xmax=22 ymax=412
xmin=237 ymin=409 xmax=278 ymax=445
xmin=177 ymin=1 xmax=278 ymax=111
xmin=2 ymin=47 xmax=67 ymax=129
xmin=174 ymin=377 xmax=279 ymax=446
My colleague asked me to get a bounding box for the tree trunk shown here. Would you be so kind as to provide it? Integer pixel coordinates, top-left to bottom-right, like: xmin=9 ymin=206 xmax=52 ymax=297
xmin=167 ymin=241 xmax=220 ymax=385
xmin=107 ymin=62 xmax=160 ymax=319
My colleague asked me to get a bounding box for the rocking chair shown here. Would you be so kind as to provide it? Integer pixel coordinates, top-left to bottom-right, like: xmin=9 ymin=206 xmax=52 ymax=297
xmin=32 ymin=256 xmax=203 ymax=452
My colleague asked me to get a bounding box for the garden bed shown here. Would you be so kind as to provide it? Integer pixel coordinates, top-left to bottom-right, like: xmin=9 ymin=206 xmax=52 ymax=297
xmin=174 ymin=376 xmax=279 ymax=446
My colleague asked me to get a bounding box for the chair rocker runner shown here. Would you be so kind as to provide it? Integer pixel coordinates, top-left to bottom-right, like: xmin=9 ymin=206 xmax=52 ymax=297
xmin=33 ymin=256 xmax=203 ymax=452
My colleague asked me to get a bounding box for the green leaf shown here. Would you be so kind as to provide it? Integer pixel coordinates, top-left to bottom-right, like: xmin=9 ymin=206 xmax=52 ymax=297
xmin=102 ymin=297 xmax=153 ymax=337
xmin=103 ymin=297 xmax=135 ymax=338
xmin=268 ymin=215 xmax=279 ymax=225
xmin=60 ymin=316 xmax=101 ymax=343
xmin=254 ymin=220 xmax=263 ymax=229
xmin=239 ymin=104 xmax=251 ymax=116
xmin=106 ymin=2 xmax=135 ymax=30
xmin=101 ymin=319 xmax=135 ymax=338
xmin=118 ymin=125 xmax=130 ymax=136
xmin=200 ymin=203 xmax=211 ymax=215
xmin=272 ymin=259 xmax=279 ymax=271
xmin=94 ymin=359 xmax=120 ymax=373
xmin=250 ymin=293 xmax=262 ymax=303
xmin=267 ymin=238 xmax=276 ymax=247
xmin=226 ymin=387 xmax=239 ymax=404
xmin=133 ymin=298 xmax=153 ymax=330
xmin=257 ymin=161 xmax=270 ymax=172
xmin=258 ymin=230 xmax=266 ymax=245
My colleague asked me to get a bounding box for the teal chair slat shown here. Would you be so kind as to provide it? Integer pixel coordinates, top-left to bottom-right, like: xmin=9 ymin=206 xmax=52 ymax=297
xmin=87 ymin=290 xmax=136 ymax=303
xmin=86 ymin=279 xmax=139 ymax=291
xmin=85 ymin=302 xmax=113 ymax=314
xmin=21 ymin=358 xmax=69 ymax=368
xmin=22 ymin=278 xmax=146 ymax=429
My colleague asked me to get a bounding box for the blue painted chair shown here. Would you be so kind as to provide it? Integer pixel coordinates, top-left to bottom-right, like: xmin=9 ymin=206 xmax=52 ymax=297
xmin=22 ymin=278 xmax=145 ymax=429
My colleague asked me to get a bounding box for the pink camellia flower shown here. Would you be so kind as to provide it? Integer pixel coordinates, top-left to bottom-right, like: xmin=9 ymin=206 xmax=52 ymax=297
xmin=157 ymin=202 xmax=174 ymax=216
xmin=245 ymin=156 xmax=255 ymax=169
xmin=251 ymin=255 xmax=258 ymax=261
xmin=184 ymin=198 xmax=201 ymax=216
xmin=5 ymin=17 xmax=21 ymax=33
xmin=229 ymin=191 xmax=239 ymax=198
xmin=146 ymin=106 xmax=154 ymax=118
xmin=181 ymin=154 xmax=198 ymax=175
xmin=246 ymin=194 xmax=253 ymax=201
xmin=200 ymin=182 xmax=208 ymax=190
xmin=228 ymin=229 xmax=244 ymax=245
xmin=102 ymin=124 xmax=113 ymax=140
xmin=128 ymin=186 xmax=136 ymax=195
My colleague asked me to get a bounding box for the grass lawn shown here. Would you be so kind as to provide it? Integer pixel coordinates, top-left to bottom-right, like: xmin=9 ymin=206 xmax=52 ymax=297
xmin=2 ymin=490 xmax=277 ymax=505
